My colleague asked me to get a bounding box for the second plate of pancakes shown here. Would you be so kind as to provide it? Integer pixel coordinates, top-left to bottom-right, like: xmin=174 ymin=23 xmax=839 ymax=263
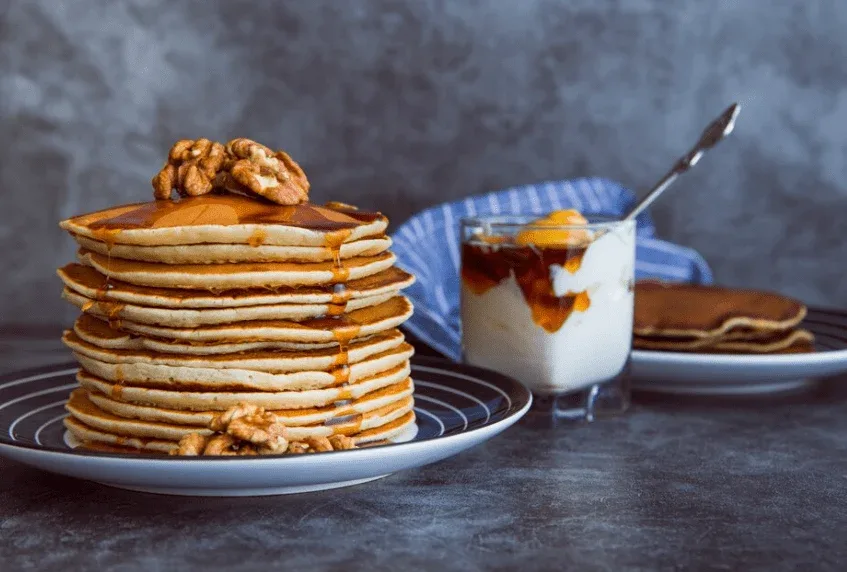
xmin=631 ymin=307 xmax=847 ymax=395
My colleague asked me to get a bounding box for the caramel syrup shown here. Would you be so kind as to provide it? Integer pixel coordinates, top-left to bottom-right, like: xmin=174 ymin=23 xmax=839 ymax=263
xmin=326 ymin=283 xmax=352 ymax=316
xmin=85 ymin=195 xmax=382 ymax=232
xmin=333 ymin=365 xmax=351 ymax=388
xmin=313 ymin=226 xmax=358 ymax=387
xmin=461 ymin=242 xmax=590 ymax=333
xmin=89 ymin=228 xmax=120 ymax=299
xmin=105 ymin=302 xmax=125 ymax=329
xmin=336 ymin=384 xmax=354 ymax=401
xmin=248 ymin=229 xmax=267 ymax=247
xmin=329 ymin=323 xmax=361 ymax=388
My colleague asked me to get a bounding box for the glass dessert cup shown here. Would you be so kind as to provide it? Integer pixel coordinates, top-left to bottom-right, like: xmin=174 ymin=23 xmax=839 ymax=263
xmin=460 ymin=214 xmax=636 ymax=425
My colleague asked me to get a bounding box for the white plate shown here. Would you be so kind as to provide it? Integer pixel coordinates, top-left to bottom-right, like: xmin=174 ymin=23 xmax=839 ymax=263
xmin=631 ymin=307 xmax=847 ymax=395
xmin=0 ymin=357 xmax=531 ymax=496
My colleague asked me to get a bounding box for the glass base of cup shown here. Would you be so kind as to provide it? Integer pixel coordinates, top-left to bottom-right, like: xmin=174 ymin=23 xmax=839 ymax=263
xmin=521 ymin=361 xmax=631 ymax=427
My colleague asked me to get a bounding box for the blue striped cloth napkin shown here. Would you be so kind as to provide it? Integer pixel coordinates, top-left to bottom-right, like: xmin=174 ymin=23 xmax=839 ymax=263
xmin=390 ymin=178 xmax=713 ymax=360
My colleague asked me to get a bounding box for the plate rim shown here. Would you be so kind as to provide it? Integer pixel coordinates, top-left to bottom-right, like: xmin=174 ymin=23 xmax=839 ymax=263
xmin=0 ymin=356 xmax=532 ymax=463
xmin=631 ymin=346 xmax=847 ymax=366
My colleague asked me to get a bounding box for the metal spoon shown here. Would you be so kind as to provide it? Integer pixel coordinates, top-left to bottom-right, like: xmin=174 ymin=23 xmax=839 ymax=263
xmin=623 ymin=103 xmax=740 ymax=222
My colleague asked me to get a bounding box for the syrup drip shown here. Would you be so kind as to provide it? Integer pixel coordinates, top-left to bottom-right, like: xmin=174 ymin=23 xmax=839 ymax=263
xmin=330 ymin=323 xmax=361 ymax=386
xmin=111 ymin=364 xmax=125 ymax=399
xmin=106 ymin=303 xmax=124 ymax=329
xmin=327 ymin=283 xmax=351 ymax=316
xmin=319 ymin=228 xmax=357 ymax=388
xmin=89 ymin=228 xmax=120 ymax=303
xmin=248 ymin=229 xmax=267 ymax=247
xmin=333 ymin=365 xmax=351 ymax=387
xmin=336 ymin=384 xmax=354 ymax=401
xmin=94 ymin=281 xmax=113 ymax=302
xmin=326 ymin=303 xmax=346 ymax=317
xmin=324 ymin=229 xmax=352 ymax=284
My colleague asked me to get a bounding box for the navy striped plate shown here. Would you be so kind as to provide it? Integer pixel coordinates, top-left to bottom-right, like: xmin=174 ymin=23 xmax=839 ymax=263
xmin=0 ymin=357 xmax=531 ymax=496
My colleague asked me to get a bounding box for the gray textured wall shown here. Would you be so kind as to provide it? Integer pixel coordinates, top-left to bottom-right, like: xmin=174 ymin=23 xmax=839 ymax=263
xmin=1 ymin=0 xmax=846 ymax=326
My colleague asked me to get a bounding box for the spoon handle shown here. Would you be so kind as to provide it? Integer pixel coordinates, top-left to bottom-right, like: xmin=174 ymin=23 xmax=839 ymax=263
xmin=624 ymin=103 xmax=740 ymax=222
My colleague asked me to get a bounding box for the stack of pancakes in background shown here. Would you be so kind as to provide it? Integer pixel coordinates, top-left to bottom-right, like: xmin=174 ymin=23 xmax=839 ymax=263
xmin=58 ymin=193 xmax=416 ymax=454
xmin=633 ymin=281 xmax=814 ymax=354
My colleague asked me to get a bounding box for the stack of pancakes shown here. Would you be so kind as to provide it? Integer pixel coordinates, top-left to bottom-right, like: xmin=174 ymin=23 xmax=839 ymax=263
xmin=633 ymin=281 xmax=814 ymax=354
xmin=58 ymin=194 xmax=416 ymax=453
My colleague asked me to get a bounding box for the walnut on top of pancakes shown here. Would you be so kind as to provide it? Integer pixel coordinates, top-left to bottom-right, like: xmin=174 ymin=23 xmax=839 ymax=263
xmin=152 ymin=138 xmax=311 ymax=205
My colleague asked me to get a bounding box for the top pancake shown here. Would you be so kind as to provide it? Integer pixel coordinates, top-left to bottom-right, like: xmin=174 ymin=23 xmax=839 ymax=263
xmin=59 ymin=195 xmax=388 ymax=247
xmin=634 ymin=281 xmax=807 ymax=338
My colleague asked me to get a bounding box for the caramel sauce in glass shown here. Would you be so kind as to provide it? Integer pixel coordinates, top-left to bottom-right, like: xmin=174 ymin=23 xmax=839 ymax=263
xmin=461 ymin=242 xmax=590 ymax=333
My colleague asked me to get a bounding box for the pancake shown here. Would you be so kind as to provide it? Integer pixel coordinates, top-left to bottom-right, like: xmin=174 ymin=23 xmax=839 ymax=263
xmin=72 ymin=314 xmax=405 ymax=356
xmin=65 ymin=332 xmax=414 ymax=391
xmin=72 ymin=234 xmax=392 ymax=264
xmin=78 ymin=362 xmax=412 ymax=411
xmin=77 ymin=362 xmax=412 ymax=411
xmin=113 ymin=296 xmax=414 ymax=343
xmin=72 ymin=314 xmax=349 ymax=354
xmin=78 ymin=249 xmax=397 ymax=290
xmin=633 ymin=329 xmax=815 ymax=354
xmin=64 ymin=328 xmax=405 ymax=372
xmin=60 ymin=195 xmax=389 ymax=247
xmin=634 ymin=281 xmax=808 ymax=338
xmin=63 ymin=288 xmax=394 ymax=327
xmin=64 ymin=409 xmax=415 ymax=453
xmin=58 ymin=263 xmax=415 ymax=308
xmin=67 ymin=388 xmax=414 ymax=443
xmin=88 ymin=377 xmax=415 ymax=427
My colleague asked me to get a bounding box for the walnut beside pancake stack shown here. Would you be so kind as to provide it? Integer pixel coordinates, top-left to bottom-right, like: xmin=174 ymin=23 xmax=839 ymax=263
xmin=57 ymin=138 xmax=416 ymax=455
xmin=633 ymin=281 xmax=814 ymax=354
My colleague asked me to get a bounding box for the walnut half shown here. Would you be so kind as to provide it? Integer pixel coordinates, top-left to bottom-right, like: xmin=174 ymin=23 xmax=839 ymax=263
xmin=152 ymin=139 xmax=227 ymax=199
xmin=222 ymin=138 xmax=310 ymax=206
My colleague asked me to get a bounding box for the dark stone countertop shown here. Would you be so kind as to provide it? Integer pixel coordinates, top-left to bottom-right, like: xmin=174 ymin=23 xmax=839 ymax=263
xmin=1 ymin=331 xmax=846 ymax=571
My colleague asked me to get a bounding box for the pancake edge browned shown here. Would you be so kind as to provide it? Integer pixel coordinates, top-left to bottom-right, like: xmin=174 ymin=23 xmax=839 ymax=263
xmin=633 ymin=328 xmax=815 ymax=354
xmin=634 ymin=281 xmax=808 ymax=338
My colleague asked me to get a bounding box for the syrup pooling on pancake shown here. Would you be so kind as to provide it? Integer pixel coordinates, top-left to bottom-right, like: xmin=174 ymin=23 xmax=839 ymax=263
xmin=61 ymin=194 xmax=389 ymax=247
xmin=58 ymin=137 xmax=416 ymax=454
xmin=86 ymin=195 xmax=381 ymax=232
